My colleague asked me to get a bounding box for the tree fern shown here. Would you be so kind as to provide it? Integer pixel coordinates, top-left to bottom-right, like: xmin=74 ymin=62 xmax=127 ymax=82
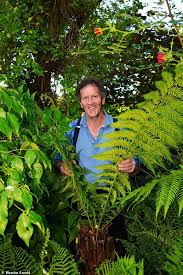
xmin=92 ymin=65 xmax=183 ymax=227
xmin=96 ymin=255 xmax=144 ymax=275
xmin=95 ymin=66 xmax=183 ymax=172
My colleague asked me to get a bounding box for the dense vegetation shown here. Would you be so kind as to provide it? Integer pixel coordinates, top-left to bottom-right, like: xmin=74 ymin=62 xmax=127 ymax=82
xmin=0 ymin=0 xmax=182 ymax=274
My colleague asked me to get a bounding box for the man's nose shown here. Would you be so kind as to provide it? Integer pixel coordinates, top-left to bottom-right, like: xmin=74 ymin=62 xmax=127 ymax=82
xmin=88 ymin=97 xmax=94 ymax=103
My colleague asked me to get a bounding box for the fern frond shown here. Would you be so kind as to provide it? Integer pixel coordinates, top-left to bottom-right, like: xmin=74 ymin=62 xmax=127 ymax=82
xmin=126 ymin=179 xmax=158 ymax=206
xmin=177 ymin=173 xmax=183 ymax=216
xmin=93 ymin=148 xmax=129 ymax=162
xmin=0 ymin=239 xmax=38 ymax=274
xmin=48 ymin=241 xmax=79 ymax=275
xmin=163 ymin=170 xmax=182 ymax=218
xmin=14 ymin=246 xmax=39 ymax=274
xmin=0 ymin=240 xmax=16 ymax=272
xmin=60 ymin=173 xmax=95 ymax=227
xmin=96 ymin=255 xmax=144 ymax=275
xmin=156 ymin=168 xmax=183 ymax=218
xmin=164 ymin=237 xmax=183 ymax=275
xmin=95 ymin=68 xmax=183 ymax=174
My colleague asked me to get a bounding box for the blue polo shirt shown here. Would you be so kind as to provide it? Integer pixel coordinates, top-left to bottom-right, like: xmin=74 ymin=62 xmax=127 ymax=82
xmin=55 ymin=112 xmax=114 ymax=183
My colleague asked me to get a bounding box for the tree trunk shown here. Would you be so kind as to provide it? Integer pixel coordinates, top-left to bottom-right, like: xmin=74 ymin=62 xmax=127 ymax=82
xmin=76 ymin=224 xmax=115 ymax=275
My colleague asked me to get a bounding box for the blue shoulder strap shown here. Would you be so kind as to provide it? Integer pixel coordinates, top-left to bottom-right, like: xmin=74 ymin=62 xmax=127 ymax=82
xmin=72 ymin=117 xmax=81 ymax=149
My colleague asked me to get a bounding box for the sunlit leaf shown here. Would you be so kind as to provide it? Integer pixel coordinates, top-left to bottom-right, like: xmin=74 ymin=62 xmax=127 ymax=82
xmin=0 ymin=117 xmax=12 ymax=141
xmin=32 ymin=162 xmax=43 ymax=183
xmin=22 ymin=190 xmax=33 ymax=211
xmin=7 ymin=112 xmax=20 ymax=136
xmin=16 ymin=212 xmax=33 ymax=246
xmin=0 ymin=191 xmax=8 ymax=236
xmin=24 ymin=149 xmax=37 ymax=169
xmin=11 ymin=157 xmax=24 ymax=174
xmin=29 ymin=210 xmax=45 ymax=234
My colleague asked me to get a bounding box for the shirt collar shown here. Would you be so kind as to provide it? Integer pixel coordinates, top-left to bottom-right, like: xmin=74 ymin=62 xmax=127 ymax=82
xmin=80 ymin=111 xmax=113 ymax=128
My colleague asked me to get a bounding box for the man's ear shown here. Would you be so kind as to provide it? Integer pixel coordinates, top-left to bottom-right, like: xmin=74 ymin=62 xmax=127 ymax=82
xmin=102 ymin=97 xmax=106 ymax=105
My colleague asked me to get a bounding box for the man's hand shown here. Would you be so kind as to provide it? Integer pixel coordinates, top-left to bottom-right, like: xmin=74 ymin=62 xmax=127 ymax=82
xmin=118 ymin=158 xmax=137 ymax=174
xmin=56 ymin=161 xmax=72 ymax=176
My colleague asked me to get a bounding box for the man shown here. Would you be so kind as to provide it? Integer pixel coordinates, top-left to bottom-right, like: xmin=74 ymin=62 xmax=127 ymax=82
xmin=55 ymin=78 xmax=140 ymax=256
xmin=55 ymin=77 xmax=139 ymax=180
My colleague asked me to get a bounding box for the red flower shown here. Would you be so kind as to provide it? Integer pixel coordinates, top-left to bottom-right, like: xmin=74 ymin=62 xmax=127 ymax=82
xmin=94 ymin=27 xmax=103 ymax=35
xmin=157 ymin=52 xmax=166 ymax=64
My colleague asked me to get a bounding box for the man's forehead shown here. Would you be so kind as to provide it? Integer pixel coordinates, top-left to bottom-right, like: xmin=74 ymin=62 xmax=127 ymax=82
xmin=80 ymin=84 xmax=100 ymax=94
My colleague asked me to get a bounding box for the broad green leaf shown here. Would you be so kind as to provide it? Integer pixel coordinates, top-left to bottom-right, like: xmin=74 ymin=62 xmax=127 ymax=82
xmin=11 ymin=157 xmax=24 ymax=174
xmin=16 ymin=212 xmax=33 ymax=246
xmin=11 ymin=169 xmax=22 ymax=182
xmin=29 ymin=210 xmax=45 ymax=234
xmin=24 ymin=149 xmax=37 ymax=169
xmin=0 ymin=117 xmax=12 ymax=141
xmin=13 ymin=188 xmax=23 ymax=203
xmin=11 ymin=98 xmax=24 ymax=117
xmin=36 ymin=150 xmax=50 ymax=169
xmin=7 ymin=112 xmax=20 ymax=136
xmin=0 ymin=191 xmax=8 ymax=236
xmin=32 ymin=162 xmax=43 ymax=182
xmin=22 ymin=190 xmax=33 ymax=211
xmin=2 ymin=93 xmax=12 ymax=110
xmin=0 ymin=107 xmax=6 ymax=118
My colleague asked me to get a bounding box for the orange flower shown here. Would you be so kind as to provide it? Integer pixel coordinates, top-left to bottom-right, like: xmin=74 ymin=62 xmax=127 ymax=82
xmin=157 ymin=52 xmax=166 ymax=63
xmin=94 ymin=27 xmax=103 ymax=35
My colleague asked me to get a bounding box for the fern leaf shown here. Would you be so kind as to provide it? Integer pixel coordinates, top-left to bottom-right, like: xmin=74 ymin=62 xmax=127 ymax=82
xmin=163 ymin=170 xmax=182 ymax=218
xmin=177 ymin=171 xmax=183 ymax=216
xmin=0 ymin=240 xmax=38 ymax=274
xmin=130 ymin=179 xmax=158 ymax=206
xmin=0 ymin=240 xmax=16 ymax=272
xmin=15 ymin=246 xmax=38 ymax=274
xmin=96 ymin=255 xmax=144 ymax=275
xmin=95 ymin=66 xmax=183 ymax=176
xmin=48 ymin=241 xmax=79 ymax=275
xmin=156 ymin=175 xmax=170 ymax=218
xmin=164 ymin=237 xmax=183 ymax=274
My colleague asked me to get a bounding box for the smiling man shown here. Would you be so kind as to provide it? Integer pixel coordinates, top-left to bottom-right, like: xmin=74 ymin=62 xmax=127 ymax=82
xmin=55 ymin=77 xmax=140 ymax=256
xmin=55 ymin=77 xmax=139 ymax=183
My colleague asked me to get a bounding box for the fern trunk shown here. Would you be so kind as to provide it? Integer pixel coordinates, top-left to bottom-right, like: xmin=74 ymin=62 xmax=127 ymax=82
xmin=76 ymin=224 xmax=115 ymax=274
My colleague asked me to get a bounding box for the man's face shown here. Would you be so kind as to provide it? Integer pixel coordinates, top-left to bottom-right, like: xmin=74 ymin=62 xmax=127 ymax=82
xmin=79 ymin=84 xmax=105 ymax=119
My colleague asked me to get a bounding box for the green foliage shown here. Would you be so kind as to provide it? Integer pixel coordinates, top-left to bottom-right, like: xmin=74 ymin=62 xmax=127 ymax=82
xmin=122 ymin=199 xmax=183 ymax=274
xmin=122 ymin=166 xmax=183 ymax=218
xmin=0 ymin=238 xmax=38 ymax=274
xmin=96 ymin=255 xmax=144 ymax=275
xmin=48 ymin=240 xmax=79 ymax=275
xmin=164 ymin=237 xmax=183 ymax=275
xmin=0 ymin=234 xmax=79 ymax=275
xmin=92 ymin=65 xmax=183 ymax=227
xmin=58 ymin=65 xmax=183 ymax=236
xmin=0 ymin=77 xmax=69 ymax=246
